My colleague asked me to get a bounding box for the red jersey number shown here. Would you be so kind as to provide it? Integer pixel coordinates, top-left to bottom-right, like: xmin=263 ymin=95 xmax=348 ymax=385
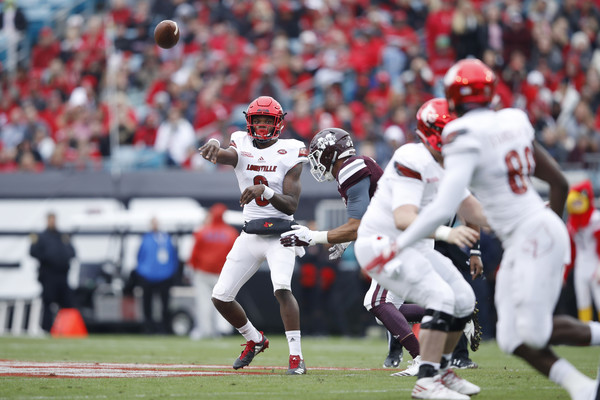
xmin=254 ymin=175 xmax=270 ymax=206
xmin=505 ymin=147 xmax=533 ymax=194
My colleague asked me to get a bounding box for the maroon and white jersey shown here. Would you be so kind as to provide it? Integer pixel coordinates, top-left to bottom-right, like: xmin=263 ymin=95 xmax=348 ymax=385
xmin=336 ymin=155 xmax=383 ymax=206
xmin=230 ymin=131 xmax=308 ymax=221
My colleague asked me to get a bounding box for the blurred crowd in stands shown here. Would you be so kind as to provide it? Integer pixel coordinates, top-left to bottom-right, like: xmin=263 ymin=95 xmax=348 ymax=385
xmin=1 ymin=0 xmax=600 ymax=173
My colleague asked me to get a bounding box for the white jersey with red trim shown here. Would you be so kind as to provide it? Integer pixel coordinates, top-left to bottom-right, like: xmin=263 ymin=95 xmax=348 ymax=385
xmin=442 ymin=108 xmax=546 ymax=241
xmin=230 ymin=130 xmax=308 ymax=221
xmin=357 ymin=142 xmax=468 ymax=249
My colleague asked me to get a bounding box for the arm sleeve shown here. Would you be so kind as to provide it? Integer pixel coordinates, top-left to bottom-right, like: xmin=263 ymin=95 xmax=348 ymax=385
xmin=395 ymin=151 xmax=478 ymax=249
xmin=346 ymin=177 xmax=371 ymax=219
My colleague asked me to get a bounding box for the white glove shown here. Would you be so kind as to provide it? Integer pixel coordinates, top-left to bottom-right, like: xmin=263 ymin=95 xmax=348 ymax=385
xmin=280 ymin=225 xmax=329 ymax=247
xmin=328 ymin=242 xmax=351 ymax=260
xmin=280 ymin=225 xmax=315 ymax=247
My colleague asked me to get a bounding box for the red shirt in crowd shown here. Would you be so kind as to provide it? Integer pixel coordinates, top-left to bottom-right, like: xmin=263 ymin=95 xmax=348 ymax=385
xmin=188 ymin=204 xmax=238 ymax=275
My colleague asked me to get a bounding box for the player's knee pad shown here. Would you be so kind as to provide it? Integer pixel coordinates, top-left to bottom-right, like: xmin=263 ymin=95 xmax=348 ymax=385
xmin=420 ymin=309 xmax=452 ymax=332
xmin=211 ymin=285 xmax=234 ymax=302
xmin=211 ymin=290 xmax=232 ymax=303
xmin=453 ymin=287 xmax=476 ymax=319
xmin=449 ymin=314 xmax=472 ymax=331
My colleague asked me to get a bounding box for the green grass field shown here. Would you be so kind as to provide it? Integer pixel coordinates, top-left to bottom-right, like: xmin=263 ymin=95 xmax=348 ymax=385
xmin=0 ymin=334 xmax=598 ymax=399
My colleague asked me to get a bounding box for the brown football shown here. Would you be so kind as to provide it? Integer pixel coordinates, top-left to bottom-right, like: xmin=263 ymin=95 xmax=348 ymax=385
xmin=154 ymin=20 xmax=180 ymax=49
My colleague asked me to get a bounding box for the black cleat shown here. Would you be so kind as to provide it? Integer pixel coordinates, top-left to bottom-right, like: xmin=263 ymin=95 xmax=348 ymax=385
xmin=450 ymin=358 xmax=478 ymax=370
xmin=383 ymin=332 xmax=404 ymax=368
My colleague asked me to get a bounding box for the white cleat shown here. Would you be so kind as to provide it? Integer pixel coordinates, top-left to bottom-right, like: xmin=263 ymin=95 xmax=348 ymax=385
xmin=391 ymin=355 xmax=421 ymax=377
xmin=440 ymin=368 xmax=480 ymax=396
xmin=412 ymin=375 xmax=470 ymax=399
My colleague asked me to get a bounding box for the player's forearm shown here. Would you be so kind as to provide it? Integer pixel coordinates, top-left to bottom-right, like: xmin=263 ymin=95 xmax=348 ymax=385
xmin=327 ymin=218 xmax=360 ymax=243
xmin=457 ymin=195 xmax=490 ymax=228
xmin=215 ymin=148 xmax=237 ymax=166
xmin=268 ymin=193 xmax=299 ymax=215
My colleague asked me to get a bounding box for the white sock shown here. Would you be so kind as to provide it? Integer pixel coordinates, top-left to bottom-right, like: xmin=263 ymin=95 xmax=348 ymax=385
xmin=588 ymin=321 xmax=600 ymax=345
xmin=236 ymin=321 xmax=262 ymax=343
xmin=549 ymin=358 xmax=594 ymax=399
xmin=285 ymin=330 xmax=302 ymax=358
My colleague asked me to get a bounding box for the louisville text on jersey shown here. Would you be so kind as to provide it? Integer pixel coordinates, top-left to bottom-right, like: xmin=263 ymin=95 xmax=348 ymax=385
xmin=247 ymin=165 xmax=277 ymax=172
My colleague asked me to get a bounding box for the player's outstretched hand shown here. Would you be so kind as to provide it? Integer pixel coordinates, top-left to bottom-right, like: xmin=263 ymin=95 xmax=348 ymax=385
xmin=468 ymin=254 xmax=483 ymax=280
xmin=447 ymin=225 xmax=479 ymax=248
xmin=199 ymin=138 xmax=220 ymax=164
xmin=364 ymin=236 xmax=397 ymax=274
xmin=280 ymin=225 xmax=314 ymax=247
xmin=328 ymin=242 xmax=351 ymax=260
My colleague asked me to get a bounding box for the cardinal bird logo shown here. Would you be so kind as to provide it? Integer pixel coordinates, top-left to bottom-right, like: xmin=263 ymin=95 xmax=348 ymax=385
xmin=263 ymin=222 xmax=274 ymax=228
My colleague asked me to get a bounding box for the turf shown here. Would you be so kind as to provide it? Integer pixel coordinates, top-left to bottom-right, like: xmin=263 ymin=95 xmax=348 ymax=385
xmin=0 ymin=334 xmax=598 ymax=399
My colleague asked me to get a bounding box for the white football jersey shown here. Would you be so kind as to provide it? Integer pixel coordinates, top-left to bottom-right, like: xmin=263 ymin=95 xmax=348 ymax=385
xmin=230 ymin=131 xmax=308 ymax=221
xmin=358 ymin=142 xmax=468 ymax=249
xmin=442 ymin=108 xmax=546 ymax=241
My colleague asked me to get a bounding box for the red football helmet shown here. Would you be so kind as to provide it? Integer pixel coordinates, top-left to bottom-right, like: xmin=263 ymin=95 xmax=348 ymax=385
xmin=443 ymin=59 xmax=497 ymax=112
xmin=244 ymin=96 xmax=285 ymax=141
xmin=415 ymin=98 xmax=455 ymax=152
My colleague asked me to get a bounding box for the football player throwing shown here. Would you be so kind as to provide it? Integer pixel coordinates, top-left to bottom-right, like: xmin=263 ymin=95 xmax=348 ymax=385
xmin=199 ymin=96 xmax=308 ymax=375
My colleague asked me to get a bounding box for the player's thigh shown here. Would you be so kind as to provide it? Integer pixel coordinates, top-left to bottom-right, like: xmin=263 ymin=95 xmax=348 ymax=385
xmin=423 ymin=249 xmax=475 ymax=318
xmin=212 ymin=233 xmax=265 ymax=301
xmin=265 ymin=237 xmax=297 ymax=292
xmin=363 ymin=279 xmax=403 ymax=311
xmin=355 ymin=236 xmax=455 ymax=314
xmin=497 ymin=212 xmax=567 ymax=352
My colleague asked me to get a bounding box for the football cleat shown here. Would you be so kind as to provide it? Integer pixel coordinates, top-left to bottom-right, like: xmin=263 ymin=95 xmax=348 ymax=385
xmin=232 ymin=332 xmax=269 ymax=370
xmin=412 ymin=374 xmax=470 ymax=399
xmin=450 ymin=358 xmax=478 ymax=370
xmin=440 ymin=368 xmax=481 ymax=396
xmin=383 ymin=350 xmax=403 ymax=368
xmin=391 ymin=355 xmax=421 ymax=377
xmin=383 ymin=334 xmax=404 ymax=368
xmin=464 ymin=303 xmax=483 ymax=352
xmin=286 ymin=355 xmax=306 ymax=375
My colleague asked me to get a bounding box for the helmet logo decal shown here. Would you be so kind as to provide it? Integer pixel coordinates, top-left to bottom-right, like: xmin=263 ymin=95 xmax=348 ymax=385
xmin=421 ymin=103 xmax=439 ymax=126
xmin=317 ymin=132 xmax=338 ymax=149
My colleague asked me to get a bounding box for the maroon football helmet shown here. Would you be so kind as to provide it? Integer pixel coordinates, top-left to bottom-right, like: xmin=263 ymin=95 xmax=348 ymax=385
xmin=415 ymin=98 xmax=455 ymax=152
xmin=244 ymin=96 xmax=285 ymax=142
xmin=443 ymin=58 xmax=496 ymax=112
xmin=308 ymin=128 xmax=356 ymax=182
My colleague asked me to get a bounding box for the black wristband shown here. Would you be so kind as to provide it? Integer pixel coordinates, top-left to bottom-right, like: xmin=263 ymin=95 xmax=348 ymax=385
xmin=470 ymin=240 xmax=481 ymax=256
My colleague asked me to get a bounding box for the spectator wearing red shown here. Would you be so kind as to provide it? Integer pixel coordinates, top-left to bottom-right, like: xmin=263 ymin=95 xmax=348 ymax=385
xmin=365 ymin=71 xmax=396 ymax=123
xmin=133 ymin=110 xmax=160 ymax=147
xmin=502 ymin=8 xmax=534 ymax=63
xmin=424 ymin=0 xmax=455 ymax=74
xmin=31 ymin=27 xmax=60 ymax=72
xmin=109 ymin=0 xmax=131 ymax=26
xmin=188 ymin=203 xmax=238 ymax=339
xmin=383 ymin=10 xmax=419 ymax=54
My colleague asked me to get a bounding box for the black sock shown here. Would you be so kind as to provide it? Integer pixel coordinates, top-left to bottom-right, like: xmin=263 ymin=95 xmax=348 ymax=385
xmin=417 ymin=363 xmax=437 ymax=379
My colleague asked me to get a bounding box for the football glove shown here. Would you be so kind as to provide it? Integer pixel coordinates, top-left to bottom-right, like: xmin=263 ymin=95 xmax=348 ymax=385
xmin=328 ymin=242 xmax=351 ymax=260
xmin=280 ymin=225 xmax=315 ymax=247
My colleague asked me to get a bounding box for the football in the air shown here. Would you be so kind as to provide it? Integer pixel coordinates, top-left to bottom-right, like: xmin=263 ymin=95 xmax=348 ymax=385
xmin=154 ymin=20 xmax=180 ymax=49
